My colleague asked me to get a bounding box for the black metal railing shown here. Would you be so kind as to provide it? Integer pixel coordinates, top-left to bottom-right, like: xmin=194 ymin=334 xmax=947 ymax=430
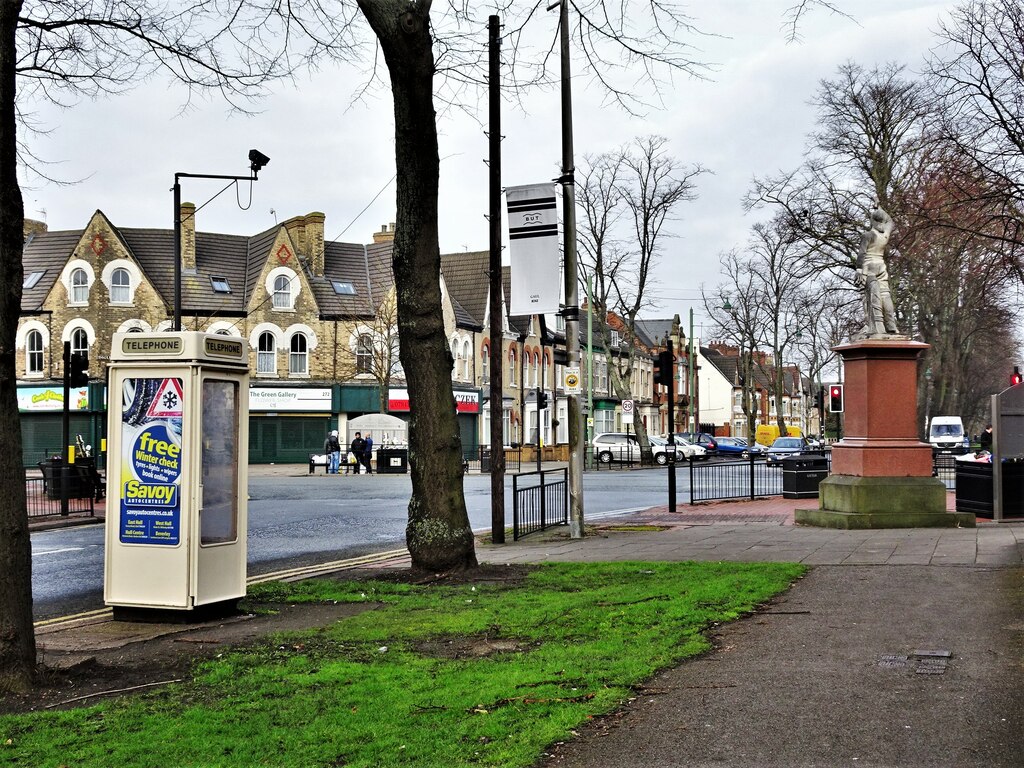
xmin=464 ymin=447 xmax=522 ymax=474
xmin=26 ymin=472 xmax=96 ymax=519
xmin=512 ymin=468 xmax=568 ymax=540
xmin=688 ymin=451 xmax=832 ymax=504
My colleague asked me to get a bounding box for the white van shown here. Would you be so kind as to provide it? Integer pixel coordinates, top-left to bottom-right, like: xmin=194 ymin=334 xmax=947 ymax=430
xmin=928 ymin=416 xmax=968 ymax=455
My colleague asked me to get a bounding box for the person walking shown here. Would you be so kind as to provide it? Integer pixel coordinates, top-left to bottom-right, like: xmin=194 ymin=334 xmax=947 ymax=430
xmin=362 ymin=432 xmax=374 ymax=475
xmin=348 ymin=431 xmax=365 ymax=475
xmin=324 ymin=429 xmax=341 ymax=474
xmin=979 ymin=424 xmax=993 ymax=453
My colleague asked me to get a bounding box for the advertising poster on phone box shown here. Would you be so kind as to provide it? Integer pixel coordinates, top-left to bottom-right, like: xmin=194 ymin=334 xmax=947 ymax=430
xmin=120 ymin=377 xmax=184 ymax=545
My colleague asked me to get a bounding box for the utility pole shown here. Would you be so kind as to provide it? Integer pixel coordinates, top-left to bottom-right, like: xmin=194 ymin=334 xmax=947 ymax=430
xmin=487 ymin=15 xmax=505 ymax=544
xmin=552 ymin=0 xmax=585 ymax=538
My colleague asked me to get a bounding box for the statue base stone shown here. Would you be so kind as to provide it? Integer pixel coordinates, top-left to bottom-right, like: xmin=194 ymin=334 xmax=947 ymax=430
xmin=795 ymin=338 xmax=975 ymax=529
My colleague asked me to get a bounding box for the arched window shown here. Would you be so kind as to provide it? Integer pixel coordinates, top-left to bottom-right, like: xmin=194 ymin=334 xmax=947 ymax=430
xmin=111 ymin=267 xmax=131 ymax=303
xmin=356 ymin=334 xmax=373 ymax=374
xmin=257 ymin=332 xmax=276 ymax=374
xmin=272 ymin=275 xmax=291 ymax=309
xmin=462 ymin=340 xmax=471 ymax=380
xmin=70 ymin=327 xmax=89 ymax=357
xmin=71 ymin=268 xmax=89 ymax=303
xmin=450 ymin=339 xmax=460 ymax=378
xmin=509 ymin=348 xmax=517 ymax=387
xmin=26 ymin=330 xmax=43 ymax=374
xmin=481 ymin=344 xmax=490 ymax=381
xmin=289 ymin=334 xmax=308 ymax=375
xmin=532 ymin=352 xmax=540 ymax=388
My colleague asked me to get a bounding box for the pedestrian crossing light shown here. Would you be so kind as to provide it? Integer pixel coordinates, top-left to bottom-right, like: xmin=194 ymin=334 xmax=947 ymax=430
xmin=829 ymin=384 xmax=844 ymax=413
xmin=536 ymin=390 xmax=548 ymax=410
xmin=1012 ymin=366 xmax=1022 ymax=386
xmin=68 ymin=351 xmax=89 ymax=387
xmin=654 ymin=350 xmax=674 ymax=387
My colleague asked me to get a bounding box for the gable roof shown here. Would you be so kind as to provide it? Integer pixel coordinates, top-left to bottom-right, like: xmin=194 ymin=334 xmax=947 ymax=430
xmin=440 ymin=251 xmax=489 ymax=330
xmin=21 ymin=230 xmax=81 ymax=312
xmin=21 ymin=213 xmax=390 ymax=322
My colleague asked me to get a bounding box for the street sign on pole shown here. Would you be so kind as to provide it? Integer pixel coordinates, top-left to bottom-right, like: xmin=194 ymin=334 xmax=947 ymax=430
xmin=564 ymin=366 xmax=582 ymax=395
xmin=621 ymin=399 xmax=634 ymax=425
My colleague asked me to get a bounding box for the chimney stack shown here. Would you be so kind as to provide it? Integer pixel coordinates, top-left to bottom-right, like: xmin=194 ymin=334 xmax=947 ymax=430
xmin=372 ymin=222 xmax=396 ymax=244
xmin=180 ymin=202 xmax=196 ymax=272
xmin=305 ymin=212 xmax=325 ymax=277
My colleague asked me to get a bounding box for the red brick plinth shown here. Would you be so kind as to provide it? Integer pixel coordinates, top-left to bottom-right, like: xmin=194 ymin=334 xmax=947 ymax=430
xmin=830 ymin=338 xmax=933 ymax=477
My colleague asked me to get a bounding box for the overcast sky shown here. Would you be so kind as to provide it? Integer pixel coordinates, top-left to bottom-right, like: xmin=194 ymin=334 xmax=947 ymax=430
xmin=23 ymin=0 xmax=956 ymax=336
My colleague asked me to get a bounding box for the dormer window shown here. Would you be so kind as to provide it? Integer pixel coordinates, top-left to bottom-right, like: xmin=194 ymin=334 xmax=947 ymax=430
xmin=332 ymin=281 xmax=356 ymax=295
xmin=211 ymin=276 xmax=231 ymax=293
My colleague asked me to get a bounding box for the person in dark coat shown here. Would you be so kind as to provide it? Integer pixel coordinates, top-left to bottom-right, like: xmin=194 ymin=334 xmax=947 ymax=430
xmin=979 ymin=424 xmax=993 ymax=453
xmin=362 ymin=432 xmax=374 ymax=475
xmin=348 ymin=432 xmax=365 ymax=475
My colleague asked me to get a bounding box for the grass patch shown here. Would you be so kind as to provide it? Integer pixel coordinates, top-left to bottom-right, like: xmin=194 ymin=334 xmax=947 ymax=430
xmin=1 ymin=561 xmax=803 ymax=767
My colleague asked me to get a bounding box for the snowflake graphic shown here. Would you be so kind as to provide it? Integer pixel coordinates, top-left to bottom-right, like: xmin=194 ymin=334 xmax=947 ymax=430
xmin=162 ymin=391 xmax=179 ymax=410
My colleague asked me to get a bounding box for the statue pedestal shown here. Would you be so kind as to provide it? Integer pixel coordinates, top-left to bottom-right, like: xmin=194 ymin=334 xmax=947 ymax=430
xmin=796 ymin=338 xmax=974 ymax=529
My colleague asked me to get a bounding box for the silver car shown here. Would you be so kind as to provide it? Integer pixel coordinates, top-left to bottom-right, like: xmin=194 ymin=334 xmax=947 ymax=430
xmin=592 ymin=432 xmax=687 ymax=465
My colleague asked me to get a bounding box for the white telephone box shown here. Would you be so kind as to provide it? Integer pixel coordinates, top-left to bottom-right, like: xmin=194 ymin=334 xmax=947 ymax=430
xmin=104 ymin=332 xmax=249 ymax=613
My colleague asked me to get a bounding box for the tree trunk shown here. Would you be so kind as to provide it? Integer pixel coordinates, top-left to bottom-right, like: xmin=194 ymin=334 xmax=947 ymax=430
xmin=0 ymin=0 xmax=35 ymax=692
xmin=358 ymin=1 xmax=476 ymax=570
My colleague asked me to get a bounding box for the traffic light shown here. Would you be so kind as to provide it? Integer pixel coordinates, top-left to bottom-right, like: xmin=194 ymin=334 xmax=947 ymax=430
xmin=67 ymin=351 xmax=89 ymax=387
xmin=815 ymin=387 xmax=825 ymax=412
xmin=828 ymin=384 xmax=844 ymax=413
xmin=654 ymin=350 xmax=674 ymax=387
xmin=1012 ymin=366 xmax=1022 ymax=386
xmin=536 ymin=390 xmax=548 ymax=410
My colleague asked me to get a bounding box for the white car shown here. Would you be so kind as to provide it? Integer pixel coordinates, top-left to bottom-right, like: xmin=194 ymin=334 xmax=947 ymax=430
xmin=592 ymin=432 xmax=686 ymax=465
xmin=664 ymin=436 xmax=708 ymax=460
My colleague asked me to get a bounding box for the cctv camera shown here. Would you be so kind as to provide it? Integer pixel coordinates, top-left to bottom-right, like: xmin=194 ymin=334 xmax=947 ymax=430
xmin=248 ymin=149 xmax=270 ymax=175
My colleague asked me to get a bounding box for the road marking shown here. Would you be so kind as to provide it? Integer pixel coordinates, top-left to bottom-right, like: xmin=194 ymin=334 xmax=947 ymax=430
xmin=34 ymin=547 xmax=85 ymax=556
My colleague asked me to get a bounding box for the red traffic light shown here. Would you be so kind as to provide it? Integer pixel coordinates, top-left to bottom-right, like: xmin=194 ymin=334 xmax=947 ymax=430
xmin=1013 ymin=366 xmax=1022 ymax=386
xmin=828 ymin=384 xmax=844 ymax=413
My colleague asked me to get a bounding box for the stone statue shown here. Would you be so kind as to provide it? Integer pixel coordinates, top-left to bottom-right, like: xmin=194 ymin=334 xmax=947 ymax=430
xmin=856 ymin=205 xmax=900 ymax=337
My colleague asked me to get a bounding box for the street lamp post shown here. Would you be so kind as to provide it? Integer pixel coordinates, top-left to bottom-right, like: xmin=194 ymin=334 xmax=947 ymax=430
xmin=172 ymin=149 xmax=270 ymax=331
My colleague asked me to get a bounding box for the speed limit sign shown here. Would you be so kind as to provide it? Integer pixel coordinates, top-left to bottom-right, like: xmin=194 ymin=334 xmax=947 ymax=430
xmin=621 ymin=399 xmax=634 ymax=424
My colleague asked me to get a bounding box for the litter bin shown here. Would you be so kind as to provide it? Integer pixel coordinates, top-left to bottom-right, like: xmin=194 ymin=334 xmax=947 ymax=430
xmin=376 ymin=448 xmax=409 ymax=474
xmin=955 ymin=459 xmax=1024 ymax=518
xmin=480 ymin=448 xmax=491 ymax=473
xmin=38 ymin=457 xmax=96 ymax=500
xmin=781 ymin=454 xmax=829 ymax=499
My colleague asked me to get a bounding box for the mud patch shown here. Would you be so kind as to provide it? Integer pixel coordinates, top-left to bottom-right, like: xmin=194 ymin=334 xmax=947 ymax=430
xmin=415 ymin=633 xmax=538 ymax=660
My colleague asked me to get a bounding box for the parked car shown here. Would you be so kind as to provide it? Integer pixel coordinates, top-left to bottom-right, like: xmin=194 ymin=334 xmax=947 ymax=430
xmin=592 ymin=432 xmax=686 ymax=465
xmin=714 ymin=436 xmax=763 ymax=460
xmin=660 ymin=436 xmax=708 ymax=461
xmin=674 ymin=432 xmax=719 ymax=455
xmin=764 ymin=436 xmax=822 ymax=466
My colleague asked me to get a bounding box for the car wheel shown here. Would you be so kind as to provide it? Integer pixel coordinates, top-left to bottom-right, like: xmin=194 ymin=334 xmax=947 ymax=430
xmin=655 ymin=453 xmax=668 ymax=466
xmin=598 ymin=450 xmax=613 ymax=464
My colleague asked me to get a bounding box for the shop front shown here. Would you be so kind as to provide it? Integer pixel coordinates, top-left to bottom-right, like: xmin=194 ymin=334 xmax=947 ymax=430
xmin=19 ymin=383 xmax=106 ymax=468
xmin=388 ymin=386 xmax=481 ymax=457
xmin=248 ymin=386 xmax=333 ymax=464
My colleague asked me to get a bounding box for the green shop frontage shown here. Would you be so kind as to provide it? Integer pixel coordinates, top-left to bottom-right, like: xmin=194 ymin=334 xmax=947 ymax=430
xmin=18 ymin=382 xmax=483 ymax=468
xmin=19 ymin=383 xmax=108 ymax=469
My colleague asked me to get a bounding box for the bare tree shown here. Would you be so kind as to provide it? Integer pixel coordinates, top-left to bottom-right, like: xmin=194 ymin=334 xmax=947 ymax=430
xmin=578 ymin=136 xmax=702 ymax=457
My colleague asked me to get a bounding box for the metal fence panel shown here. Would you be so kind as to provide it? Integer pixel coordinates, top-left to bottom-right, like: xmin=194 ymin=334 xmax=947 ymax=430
xmin=513 ymin=468 xmax=568 ymax=540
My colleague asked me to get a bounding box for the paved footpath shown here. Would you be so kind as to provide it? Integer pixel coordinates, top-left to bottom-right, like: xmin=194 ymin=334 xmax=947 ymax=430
xmin=475 ymin=499 xmax=1024 ymax=767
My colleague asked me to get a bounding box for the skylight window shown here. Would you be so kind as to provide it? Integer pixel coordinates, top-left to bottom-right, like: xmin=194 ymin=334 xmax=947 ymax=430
xmin=332 ymin=280 xmax=357 ymax=295
xmin=211 ymin=276 xmax=231 ymax=293
xmin=23 ymin=271 xmax=44 ymax=289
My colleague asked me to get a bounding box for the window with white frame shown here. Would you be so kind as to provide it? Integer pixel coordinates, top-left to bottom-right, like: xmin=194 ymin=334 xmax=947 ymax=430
xmin=502 ymin=408 xmax=512 ymax=446
xmin=594 ymin=409 xmax=615 ymax=434
xmin=508 ymin=348 xmax=517 ymax=387
xmin=257 ymin=332 xmax=276 ymax=374
xmin=356 ymin=334 xmax=373 ymax=374
xmin=481 ymin=346 xmax=490 ymax=381
xmin=610 ymin=329 xmax=620 ymax=348
xmin=272 ymin=275 xmax=291 ymax=309
xmin=70 ymin=327 xmax=89 ymax=357
xmin=109 ymin=267 xmax=130 ymax=303
xmin=26 ymin=330 xmax=43 ymax=375
xmin=71 ymin=268 xmax=89 ymax=303
xmin=531 ymin=352 xmax=539 ymax=388
xmin=289 ymin=333 xmax=308 ymax=375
